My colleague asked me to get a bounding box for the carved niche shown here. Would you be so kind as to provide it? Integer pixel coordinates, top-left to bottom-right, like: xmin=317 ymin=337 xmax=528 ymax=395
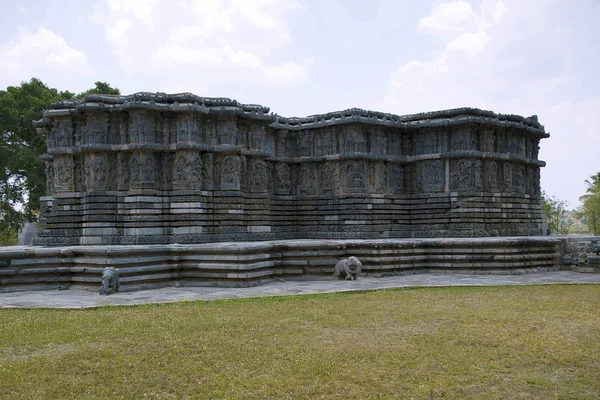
xmin=503 ymin=163 xmax=512 ymax=192
xmin=130 ymin=111 xmax=156 ymax=144
xmin=249 ymin=125 xmax=265 ymax=150
xmin=143 ymin=154 xmax=156 ymax=184
xmin=202 ymin=153 xmax=213 ymax=190
xmin=221 ymin=155 xmax=241 ymax=190
xmin=342 ymin=126 xmax=367 ymax=154
xmin=217 ymin=118 xmax=237 ymax=145
xmin=319 ymin=162 xmax=334 ymax=194
xmin=373 ymin=162 xmax=386 ymax=192
xmin=419 ymin=160 xmax=444 ymax=193
xmin=85 ymin=114 xmax=108 ymax=145
xmin=46 ymin=162 xmax=55 ymax=194
xmin=316 ymin=130 xmax=334 ymax=156
xmin=298 ymin=131 xmax=313 ymax=157
xmin=387 ymin=164 xmax=404 ymax=192
xmin=251 ymin=159 xmax=268 ymax=192
xmin=173 ymin=151 xmax=202 ymax=189
xmin=299 ymin=163 xmax=317 ymax=195
xmin=488 ymin=161 xmax=499 ymax=192
xmin=275 ymin=163 xmax=291 ymax=195
xmin=370 ymin=131 xmax=387 ymax=156
xmin=513 ymin=163 xmax=525 ymax=193
xmin=73 ymin=158 xmax=83 ymax=192
xmin=118 ymin=153 xmax=130 ymax=190
xmin=451 ymin=159 xmax=483 ymax=191
xmin=345 ymin=161 xmax=367 ymax=193
xmin=177 ymin=113 xmax=200 ymax=143
xmin=451 ymin=128 xmax=478 ymax=152
xmin=85 ymin=154 xmax=109 ymax=190
xmin=51 ymin=117 xmax=72 ymax=148
xmin=53 ymin=156 xmax=74 ymax=193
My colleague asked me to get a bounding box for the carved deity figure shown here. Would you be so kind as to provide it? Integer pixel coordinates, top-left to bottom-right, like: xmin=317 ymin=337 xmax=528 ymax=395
xmin=221 ymin=156 xmax=241 ymax=190
xmin=388 ymin=164 xmax=403 ymax=191
xmin=118 ymin=155 xmax=129 ymax=188
xmin=144 ymin=157 xmax=155 ymax=183
xmin=299 ymin=132 xmax=313 ymax=157
xmin=276 ymin=164 xmax=291 ymax=194
xmin=299 ymin=164 xmax=316 ymax=194
xmin=99 ymin=267 xmax=120 ymax=295
xmin=131 ymin=156 xmax=142 ymax=182
xmin=53 ymin=156 xmax=74 ymax=192
xmin=250 ymin=126 xmax=265 ymax=150
xmin=46 ymin=164 xmax=55 ymax=194
xmin=320 ymin=163 xmax=333 ymax=192
xmin=252 ymin=160 xmax=268 ymax=190
xmin=85 ymin=155 xmax=108 ymax=190
xmin=346 ymin=162 xmax=367 ymax=191
xmin=421 ymin=161 xmax=443 ymax=192
xmin=488 ymin=161 xmax=498 ymax=191
xmin=333 ymin=256 xmax=362 ymax=281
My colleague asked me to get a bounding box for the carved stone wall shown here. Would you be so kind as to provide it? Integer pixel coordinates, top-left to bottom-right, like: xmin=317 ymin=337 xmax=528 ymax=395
xmin=34 ymin=93 xmax=548 ymax=245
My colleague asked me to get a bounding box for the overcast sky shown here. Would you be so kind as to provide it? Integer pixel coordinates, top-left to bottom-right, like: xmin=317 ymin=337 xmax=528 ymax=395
xmin=1 ymin=0 xmax=598 ymax=208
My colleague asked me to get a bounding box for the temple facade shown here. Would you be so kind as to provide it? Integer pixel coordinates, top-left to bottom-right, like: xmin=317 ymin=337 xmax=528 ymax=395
xmin=33 ymin=93 xmax=548 ymax=245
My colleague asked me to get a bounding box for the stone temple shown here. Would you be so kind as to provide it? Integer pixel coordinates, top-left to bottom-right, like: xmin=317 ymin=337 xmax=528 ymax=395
xmin=0 ymin=93 xmax=563 ymax=292
xmin=33 ymin=92 xmax=547 ymax=246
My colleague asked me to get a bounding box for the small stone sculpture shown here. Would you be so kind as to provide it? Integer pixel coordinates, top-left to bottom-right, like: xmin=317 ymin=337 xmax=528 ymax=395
xmin=562 ymin=254 xmax=573 ymax=266
xmin=579 ymin=251 xmax=589 ymax=265
xmin=333 ymin=256 xmax=362 ymax=280
xmin=99 ymin=267 xmax=120 ymax=295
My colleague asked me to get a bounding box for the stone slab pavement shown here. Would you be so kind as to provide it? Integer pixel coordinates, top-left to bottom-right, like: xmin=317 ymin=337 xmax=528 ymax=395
xmin=2 ymin=271 xmax=600 ymax=309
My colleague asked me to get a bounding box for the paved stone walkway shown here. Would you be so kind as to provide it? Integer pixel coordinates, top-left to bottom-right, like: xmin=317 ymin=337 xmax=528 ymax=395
xmin=1 ymin=271 xmax=600 ymax=309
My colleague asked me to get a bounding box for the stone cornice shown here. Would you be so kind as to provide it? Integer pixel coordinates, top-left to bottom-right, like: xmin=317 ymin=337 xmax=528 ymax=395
xmin=34 ymin=92 xmax=548 ymax=138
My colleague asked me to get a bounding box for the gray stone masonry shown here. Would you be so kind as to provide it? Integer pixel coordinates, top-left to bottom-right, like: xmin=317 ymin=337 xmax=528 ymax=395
xmin=33 ymin=93 xmax=548 ymax=245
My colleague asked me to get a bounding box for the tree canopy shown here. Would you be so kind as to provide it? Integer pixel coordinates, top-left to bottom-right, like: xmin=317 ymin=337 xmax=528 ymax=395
xmin=579 ymin=172 xmax=600 ymax=235
xmin=0 ymin=78 xmax=119 ymax=244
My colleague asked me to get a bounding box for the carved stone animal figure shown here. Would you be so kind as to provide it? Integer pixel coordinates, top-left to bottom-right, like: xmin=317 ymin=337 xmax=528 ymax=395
xmin=333 ymin=256 xmax=362 ymax=280
xmin=99 ymin=267 xmax=120 ymax=295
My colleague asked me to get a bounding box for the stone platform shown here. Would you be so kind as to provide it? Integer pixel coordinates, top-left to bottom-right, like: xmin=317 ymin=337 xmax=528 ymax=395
xmin=0 ymin=237 xmax=564 ymax=293
xmin=1 ymin=271 xmax=598 ymax=309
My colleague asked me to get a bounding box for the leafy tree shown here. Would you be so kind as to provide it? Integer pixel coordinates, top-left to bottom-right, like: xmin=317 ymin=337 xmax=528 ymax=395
xmin=76 ymin=81 xmax=120 ymax=98
xmin=541 ymin=191 xmax=570 ymax=234
xmin=0 ymin=78 xmax=119 ymax=245
xmin=579 ymin=172 xmax=600 ymax=235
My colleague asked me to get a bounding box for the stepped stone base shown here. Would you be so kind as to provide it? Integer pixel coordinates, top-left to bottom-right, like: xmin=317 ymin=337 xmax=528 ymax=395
xmin=1 ymin=237 xmax=564 ymax=293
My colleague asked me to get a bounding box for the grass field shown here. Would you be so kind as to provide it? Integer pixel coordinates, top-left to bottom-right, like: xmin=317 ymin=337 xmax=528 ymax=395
xmin=1 ymin=285 xmax=600 ymax=399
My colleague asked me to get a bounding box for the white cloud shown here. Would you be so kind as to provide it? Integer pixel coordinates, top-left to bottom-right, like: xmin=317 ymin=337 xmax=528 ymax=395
xmin=90 ymin=0 xmax=307 ymax=88
xmin=384 ymin=0 xmax=600 ymax=207
xmin=418 ymin=0 xmax=477 ymax=38
xmin=0 ymin=27 xmax=93 ymax=78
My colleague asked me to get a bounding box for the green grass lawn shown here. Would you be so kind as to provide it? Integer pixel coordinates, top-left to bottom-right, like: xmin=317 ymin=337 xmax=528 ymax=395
xmin=1 ymin=285 xmax=600 ymax=399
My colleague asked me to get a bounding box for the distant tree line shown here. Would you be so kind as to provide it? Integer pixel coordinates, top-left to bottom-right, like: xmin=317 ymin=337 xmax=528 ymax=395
xmin=542 ymin=172 xmax=600 ymax=236
xmin=0 ymin=78 xmax=119 ymax=245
